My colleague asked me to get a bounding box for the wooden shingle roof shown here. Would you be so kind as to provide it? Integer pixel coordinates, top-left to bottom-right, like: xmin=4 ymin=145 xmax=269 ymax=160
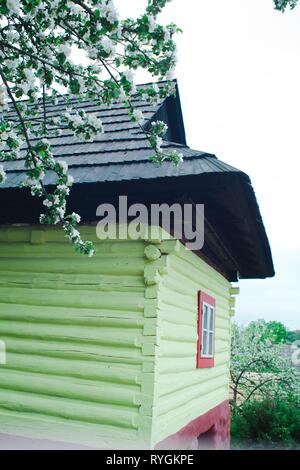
xmin=0 ymin=81 xmax=274 ymax=281
xmin=1 ymin=81 xmax=239 ymax=188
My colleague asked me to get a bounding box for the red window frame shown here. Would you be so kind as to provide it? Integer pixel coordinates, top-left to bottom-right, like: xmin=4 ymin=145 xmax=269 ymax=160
xmin=196 ymin=291 xmax=216 ymax=368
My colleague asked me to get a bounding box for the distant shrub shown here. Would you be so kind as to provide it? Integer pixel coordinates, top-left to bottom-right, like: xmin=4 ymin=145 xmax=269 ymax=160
xmin=231 ymin=398 xmax=300 ymax=449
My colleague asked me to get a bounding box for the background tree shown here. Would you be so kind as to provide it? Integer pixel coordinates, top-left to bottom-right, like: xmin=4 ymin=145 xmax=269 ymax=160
xmin=0 ymin=0 xmax=180 ymax=255
xmin=287 ymin=330 xmax=300 ymax=343
xmin=274 ymin=0 xmax=298 ymax=11
xmin=231 ymin=321 xmax=300 ymax=407
xmin=247 ymin=320 xmax=288 ymax=345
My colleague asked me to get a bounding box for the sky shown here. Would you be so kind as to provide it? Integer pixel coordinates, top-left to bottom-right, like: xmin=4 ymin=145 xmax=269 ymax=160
xmin=115 ymin=0 xmax=300 ymax=329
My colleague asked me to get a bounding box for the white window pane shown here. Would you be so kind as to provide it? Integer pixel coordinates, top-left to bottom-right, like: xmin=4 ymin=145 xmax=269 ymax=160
xmin=202 ymin=330 xmax=209 ymax=356
xmin=209 ymin=307 xmax=214 ymax=331
xmin=202 ymin=330 xmax=207 ymax=356
xmin=203 ymin=305 xmax=209 ymax=329
xmin=209 ymin=332 xmax=214 ymax=356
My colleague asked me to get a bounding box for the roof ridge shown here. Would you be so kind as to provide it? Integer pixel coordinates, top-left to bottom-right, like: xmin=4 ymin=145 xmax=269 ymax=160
xmin=6 ymin=79 xmax=177 ymax=107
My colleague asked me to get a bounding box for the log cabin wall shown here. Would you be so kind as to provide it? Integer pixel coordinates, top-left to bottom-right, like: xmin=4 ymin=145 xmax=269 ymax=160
xmin=0 ymin=225 xmax=235 ymax=449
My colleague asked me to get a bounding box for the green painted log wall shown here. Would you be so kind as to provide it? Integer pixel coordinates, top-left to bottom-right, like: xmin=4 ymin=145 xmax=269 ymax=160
xmin=0 ymin=225 xmax=234 ymax=449
xmin=0 ymin=226 xmax=155 ymax=449
xmin=149 ymin=240 xmax=233 ymax=448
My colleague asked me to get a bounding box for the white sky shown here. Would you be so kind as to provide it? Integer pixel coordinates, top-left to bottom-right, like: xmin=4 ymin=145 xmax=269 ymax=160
xmin=115 ymin=0 xmax=300 ymax=329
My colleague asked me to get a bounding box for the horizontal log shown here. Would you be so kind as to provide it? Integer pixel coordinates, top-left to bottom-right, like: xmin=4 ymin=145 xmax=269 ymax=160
xmin=0 ymin=303 xmax=144 ymax=324
xmin=3 ymin=351 xmax=141 ymax=384
xmin=157 ymin=351 xmax=230 ymax=374
xmin=0 ymin=320 xmax=142 ymax=347
xmin=158 ymin=322 xmax=197 ymax=343
xmin=0 ymin=271 xmax=144 ymax=291
xmin=157 ymin=363 xmax=228 ymax=397
xmin=0 ymin=227 xmax=32 ymax=243
xmin=157 ymin=340 xmax=196 ymax=358
xmin=0 ymin=242 xmax=145 ymax=258
xmin=158 ymin=289 xmax=196 ymax=315
xmin=153 ymin=391 xmax=227 ymax=445
xmin=158 ymin=302 xmax=196 ymax=326
xmin=156 ymin=337 xmax=229 ymax=359
xmin=0 ymin=225 xmax=151 ymax=245
xmin=0 ymin=389 xmax=138 ymax=428
xmin=0 ymin=408 xmax=141 ymax=449
xmin=175 ymin=245 xmax=230 ymax=288
xmin=169 ymin=255 xmax=230 ymax=299
xmin=0 ymin=257 xmax=145 ymax=275
xmin=0 ymin=286 xmax=145 ymax=310
xmin=161 ymin=274 xmax=231 ymax=311
xmin=0 ymin=369 xmax=140 ymax=407
xmin=1 ymin=336 xmax=143 ymax=361
xmin=159 ymin=286 xmax=230 ymax=320
xmin=156 ymin=378 xmax=228 ymax=416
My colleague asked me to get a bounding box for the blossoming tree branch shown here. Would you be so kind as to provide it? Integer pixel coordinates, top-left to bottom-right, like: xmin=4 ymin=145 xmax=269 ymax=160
xmin=273 ymin=0 xmax=298 ymax=11
xmin=0 ymin=0 xmax=181 ymax=256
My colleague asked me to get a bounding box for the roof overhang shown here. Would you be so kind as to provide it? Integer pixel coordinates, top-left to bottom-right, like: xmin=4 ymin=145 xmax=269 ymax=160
xmin=0 ymin=167 xmax=275 ymax=282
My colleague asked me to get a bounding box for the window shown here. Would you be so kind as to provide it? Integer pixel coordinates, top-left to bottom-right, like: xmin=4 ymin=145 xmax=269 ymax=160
xmin=196 ymin=291 xmax=216 ymax=368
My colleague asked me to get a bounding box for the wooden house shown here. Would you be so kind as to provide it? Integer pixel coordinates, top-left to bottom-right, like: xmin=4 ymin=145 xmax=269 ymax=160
xmin=0 ymin=82 xmax=274 ymax=449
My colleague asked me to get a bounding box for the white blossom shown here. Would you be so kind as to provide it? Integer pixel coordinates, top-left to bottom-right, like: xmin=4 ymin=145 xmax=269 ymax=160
xmin=66 ymin=1 xmax=81 ymax=15
xmin=8 ymin=130 xmax=23 ymax=148
xmin=177 ymin=152 xmax=184 ymax=164
xmin=5 ymin=29 xmax=20 ymax=42
xmin=23 ymin=68 xmax=36 ymax=88
xmin=66 ymin=174 xmax=74 ymax=186
xmin=56 ymin=206 xmax=65 ymax=218
xmin=165 ymin=67 xmax=175 ymax=81
xmin=147 ymin=15 xmax=156 ymax=33
xmin=132 ymin=109 xmax=144 ymax=125
xmin=58 ymin=43 xmax=71 ymax=57
xmin=0 ymin=165 xmax=7 ymax=184
xmin=43 ymin=198 xmax=53 ymax=208
xmin=154 ymin=135 xmax=163 ymax=152
xmin=231 ymin=321 xmax=300 ymax=405
xmin=57 ymin=184 xmax=70 ymax=195
xmin=3 ymin=59 xmax=19 ymax=74
xmin=69 ymin=228 xmax=80 ymax=239
xmin=0 ymin=85 xmax=8 ymax=109
xmin=163 ymin=27 xmax=171 ymax=42
xmin=57 ymin=160 xmax=68 ymax=174
xmin=100 ymin=38 xmax=115 ymax=55
xmin=72 ymin=212 xmax=81 ymax=223
xmin=65 ymin=112 xmax=83 ymax=127
xmin=122 ymin=69 xmax=134 ymax=83
xmin=6 ymin=0 xmax=20 ymax=15
xmin=30 ymin=183 xmax=42 ymax=196
xmin=118 ymin=86 xmax=127 ymax=101
xmin=87 ymin=113 xmax=104 ymax=133
xmin=97 ymin=0 xmax=119 ymax=24
xmin=151 ymin=121 xmax=168 ymax=134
